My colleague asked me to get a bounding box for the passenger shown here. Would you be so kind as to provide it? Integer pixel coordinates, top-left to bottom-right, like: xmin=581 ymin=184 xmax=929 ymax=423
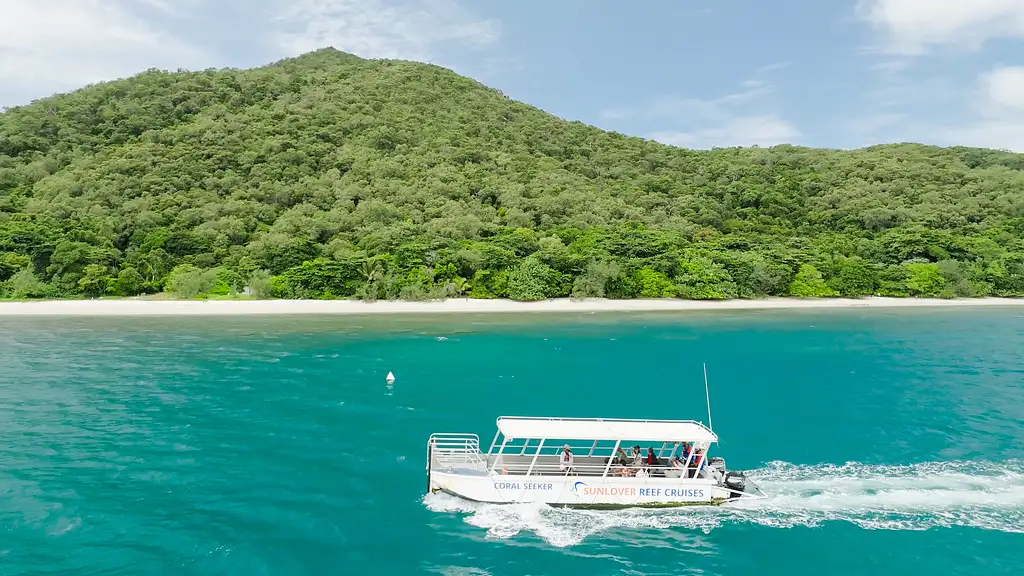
xmin=603 ymin=448 xmax=633 ymax=476
xmin=559 ymin=444 xmax=575 ymax=475
xmin=630 ymin=445 xmax=643 ymax=467
xmin=646 ymin=447 xmax=662 ymax=477
xmin=666 ymin=453 xmax=685 ymax=478
xmin=689 ymin=448 xmax=704 ymax=478
xmin=675 ymin=442 xmax=691 ymax=474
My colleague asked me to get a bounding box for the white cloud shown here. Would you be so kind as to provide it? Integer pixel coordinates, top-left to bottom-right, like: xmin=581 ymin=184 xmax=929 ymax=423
xmin=0 ymin=0 xmax=210 ymax=107
xmin=755 ymin=61 xmax=792 ymax=74
xmin=0 ymin=0 xmax=503 ymax=107
xmin=270 ymin=0 xmax=499 ymax=63
xmin=946 ymin=66 xmax=1024 ymax=151
xmin=605 ymin=81 xmax=770 ymax=122
xmin=135 ymin=0 xmax=176 ymax=14
xmin=650 ymin=115 xmax=801 ymax=149
xmin=981 ymin=66 xmax=1024 ymax=113
xmin=603 ymin=81 xmax=800 ymax=149
xmin=840 ymin=68 xmax=1024 ymax=151
xmin=857 ymin=0 xmax=1024 ymax=55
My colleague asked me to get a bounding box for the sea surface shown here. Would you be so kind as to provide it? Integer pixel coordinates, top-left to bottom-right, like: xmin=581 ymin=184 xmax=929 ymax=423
xmin=1 ymin=308 xmax=1022 ymax=575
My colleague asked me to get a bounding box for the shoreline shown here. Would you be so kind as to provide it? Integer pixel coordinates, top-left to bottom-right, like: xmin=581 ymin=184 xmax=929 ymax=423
xmin=0 ymin=297 xmax=1021 ymax=316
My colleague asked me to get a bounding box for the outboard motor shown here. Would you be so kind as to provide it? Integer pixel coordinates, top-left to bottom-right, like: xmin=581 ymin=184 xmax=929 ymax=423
xmin=723 ymin=471 xmax=747 ymax=496
xmin=705 ymin=457 xmax=726 ymax=482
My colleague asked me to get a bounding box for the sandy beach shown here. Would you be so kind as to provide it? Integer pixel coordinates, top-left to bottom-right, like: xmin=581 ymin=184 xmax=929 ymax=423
xmin=0 ymin=296 xmax=1021 ymax=316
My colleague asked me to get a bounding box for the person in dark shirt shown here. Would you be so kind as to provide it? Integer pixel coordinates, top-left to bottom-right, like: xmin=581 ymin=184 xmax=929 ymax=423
xmin=679 ymin=442 xmax=691 ymax=461
xmin=647 ymin=447 xmax=665 ymax=476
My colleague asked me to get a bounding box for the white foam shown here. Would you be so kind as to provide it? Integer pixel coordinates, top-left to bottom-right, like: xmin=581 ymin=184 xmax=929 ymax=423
xmin=423 ymin=460 xmax=1024 ymax=547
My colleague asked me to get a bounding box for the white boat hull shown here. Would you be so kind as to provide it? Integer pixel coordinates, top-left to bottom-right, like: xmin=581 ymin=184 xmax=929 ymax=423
xmin=429 ymin=470 xmax=734 ymax=508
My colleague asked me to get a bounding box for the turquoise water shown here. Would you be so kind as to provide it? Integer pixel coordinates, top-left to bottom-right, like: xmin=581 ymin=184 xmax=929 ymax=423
xmin=1 ymin=309 xmax=1023 ymax=575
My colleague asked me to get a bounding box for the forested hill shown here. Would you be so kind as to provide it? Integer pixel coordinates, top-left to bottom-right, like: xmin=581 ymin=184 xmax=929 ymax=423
xmin=1 ymin=48 xmax=1023 ymax=301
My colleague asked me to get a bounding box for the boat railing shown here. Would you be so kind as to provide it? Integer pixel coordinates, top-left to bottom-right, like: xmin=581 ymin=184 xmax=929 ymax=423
xmin=427 ymin=433 xmax=486 ymax=471
xmin=492 ymin=460 xmax=713 ymax=479
xmin=492 ymin=440 xmax=709 ymax=459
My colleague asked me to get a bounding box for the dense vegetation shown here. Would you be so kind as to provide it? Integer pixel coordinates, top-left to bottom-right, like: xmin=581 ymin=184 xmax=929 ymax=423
xmin=1 ymin=48 xmax=1023 ymax=301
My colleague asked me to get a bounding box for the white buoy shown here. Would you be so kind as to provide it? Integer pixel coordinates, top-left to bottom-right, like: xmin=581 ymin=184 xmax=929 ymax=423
xmin=386 ymin=371 xmax=395 ymax=384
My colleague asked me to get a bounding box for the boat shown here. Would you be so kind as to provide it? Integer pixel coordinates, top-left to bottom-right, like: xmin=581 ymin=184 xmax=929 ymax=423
xmin=425 ymin=416 xmax=765 ymax=508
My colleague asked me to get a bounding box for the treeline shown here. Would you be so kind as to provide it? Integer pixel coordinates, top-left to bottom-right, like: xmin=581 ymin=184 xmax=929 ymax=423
xmin=1 ymin=48 xmax=1023 ymax=300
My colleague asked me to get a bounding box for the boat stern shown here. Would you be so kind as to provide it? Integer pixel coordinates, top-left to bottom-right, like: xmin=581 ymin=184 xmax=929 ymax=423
xmin=426 ymin=433 xmax=489 ymax=493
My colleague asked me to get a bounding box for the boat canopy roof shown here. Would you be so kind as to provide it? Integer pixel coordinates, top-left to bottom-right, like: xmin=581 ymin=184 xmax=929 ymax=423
xmin=496 ymin=416 xmax=718 ymax=444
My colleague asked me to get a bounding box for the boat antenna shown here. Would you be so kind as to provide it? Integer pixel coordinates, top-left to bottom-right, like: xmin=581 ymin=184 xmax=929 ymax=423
xmin=703 ymin=362 xmax=713 ymax=432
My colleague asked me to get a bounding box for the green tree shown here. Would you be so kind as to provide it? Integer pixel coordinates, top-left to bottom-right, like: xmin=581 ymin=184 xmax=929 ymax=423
xmin=248 ymin=269 xmax=273 ymax=298
xmin=113 ymin=267 xmax=145 ymax=296
xmin=47 ymin=241 xmax=104 ymax=293
xmin=358 ymin=258 xmax=385 ymax=301
xmin=470 ymin=269 xmax=508 ymax=298
xmin=204 ymin=267 xmax=240 ymax=296
xmin=788 ymin=264 xmax=838 ymax=298
xmin=507 ymin=256 xmax=554 ymax=301
xmin=572 ymin=260 xmax=621 ymax=298
xmin=904 ymin=262 xmax=946 ymax=296
xmin=5 ymin=269 xmax=50 ymax=298
xmin=270 ymin=275 xmax=292 ymax=298
xmin=283 ymin=258 xmax=362 ymax=298
xmin=936 ymin=259 xmax=989 ymax=297
xmin=0 ymin=252 xmax=31 ymax=282
xmin=984 ymin=257 xmax=1024 ymax=296
xmin=167 ymin=264 xmax=212 ymax=298
xmin=632 ymin=267 xmax=676 ymax=298
xmin=748 ymin=258 xmax=792 ymax=296
xmin=674 ymin=259 xmax=735 ymax=300
xmin=77 ymin=264 xmax=111 ymax=297
xmin=878 ymin=264 xmax=910 ymax=296
xmin=827 ymin=256 xmax=880 ymax=297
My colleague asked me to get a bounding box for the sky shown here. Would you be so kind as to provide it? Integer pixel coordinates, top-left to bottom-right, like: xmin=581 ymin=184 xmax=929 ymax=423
xmin=2 ymin=0 xmax=1024 ymax=151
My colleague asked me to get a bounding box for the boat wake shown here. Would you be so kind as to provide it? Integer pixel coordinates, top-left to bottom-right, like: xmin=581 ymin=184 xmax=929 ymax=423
xmin=422 ymin=460 xmax=1024 ymax=547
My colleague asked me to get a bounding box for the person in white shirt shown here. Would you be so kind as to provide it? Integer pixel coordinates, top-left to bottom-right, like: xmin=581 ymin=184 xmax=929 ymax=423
xmin=630 ymin=445 xmax=644 ymax=467
xmin=559 ymin=445 xmax=574 ymax=474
